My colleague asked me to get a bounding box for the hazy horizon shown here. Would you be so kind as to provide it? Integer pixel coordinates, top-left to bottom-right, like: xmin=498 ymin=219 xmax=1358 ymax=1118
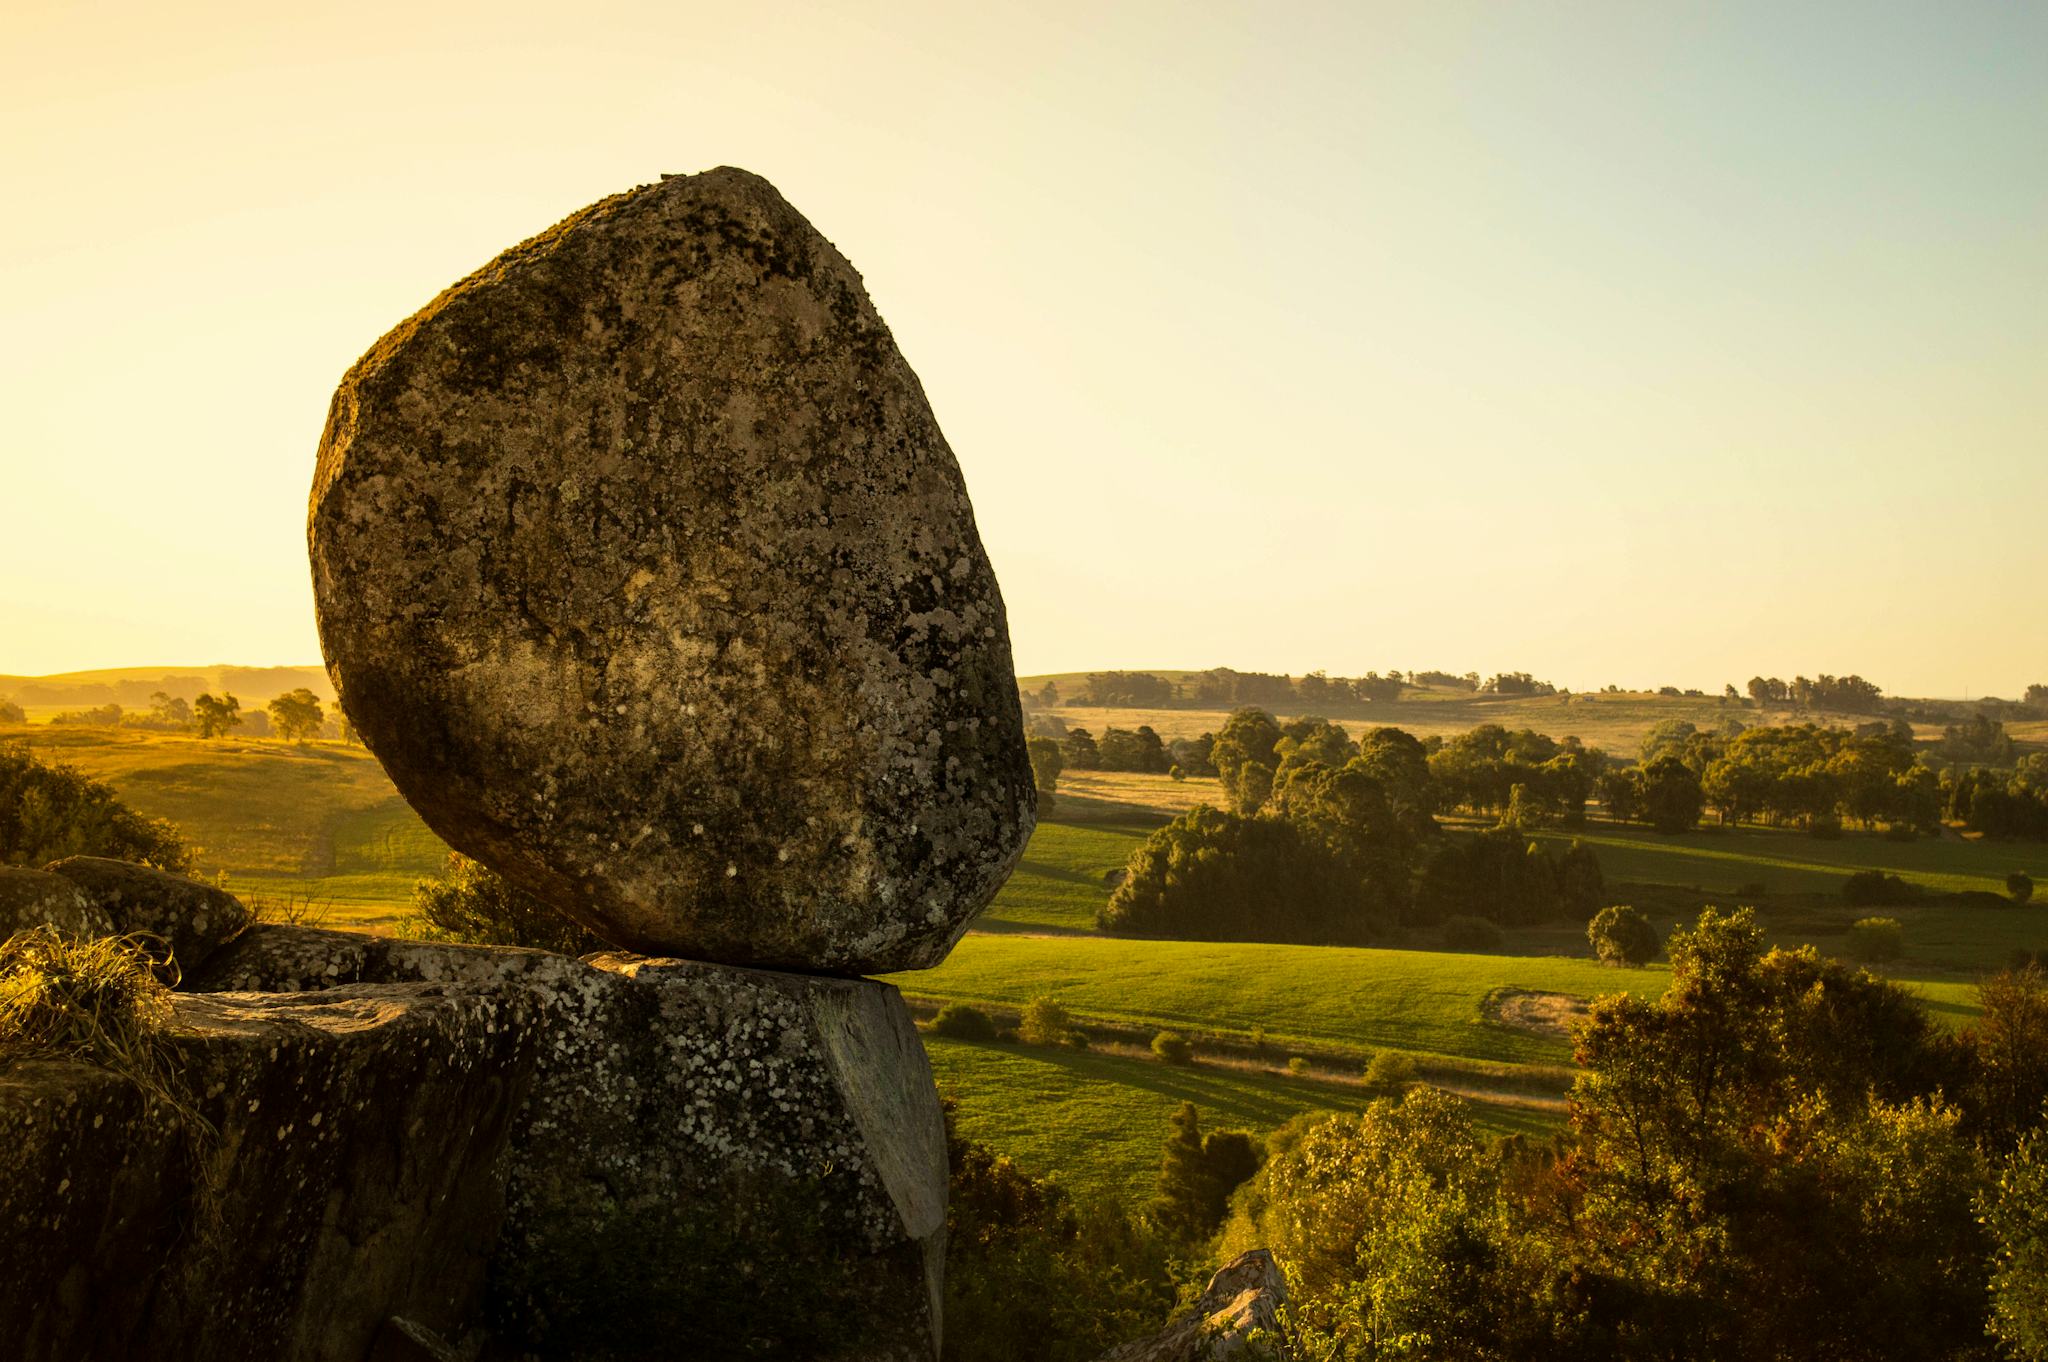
xmin=4 ymin=1 xmax=2043 ymax=694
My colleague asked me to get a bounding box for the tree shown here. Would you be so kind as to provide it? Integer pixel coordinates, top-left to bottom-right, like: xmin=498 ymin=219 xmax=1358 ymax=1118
xmin=1100 ymin=805 xmax=1374 ymax=945
xmin=1983 ymin=1119 xmax=2048 ymax=1360
xmin=1964 ymin=966 xmax=2048 ymax=1150
xmin=1018 ymin=995 xmax=1080 ymax=1048
xmin=2010 ymin=872 xmax=2035 ymax=905
xmin=1847 ymin=916 xmax=1903 ymax=962
xmin=1149 ymin=1103 xmax=1261 ymax=1243
xmin=192 ymin=691 xmax=241 ymax=739
xmin=400 ymin=852 xmax=603 ymax=954
xmin=0 ymin=697 xmax=23 ymax=726
xmin=1587 ymin=904 xmax=1658 ymax=966
xmin=0 ymin=743 xmax=193 ymax=873
xmin=267 ymin=688 xmax=325 ymax=743
xmin=1638 ymin=755 xmax=1703 ymax=833
xmin=1026 ymin=736 xmax=1063 ymax=812
xmin=1060 ymin=727 xmax=1100 ymax=772
xmin=1210 ymin=708 xmax=1282 ymax=814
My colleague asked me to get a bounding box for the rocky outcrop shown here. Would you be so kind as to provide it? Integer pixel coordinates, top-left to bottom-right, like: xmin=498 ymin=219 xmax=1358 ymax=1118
xmin=1098 ymin=1250 xmax=1289 ymax=1362
xmin=308 ymin=165 xmax=1035 ymax=974
xmin=0 ymin=980 xmax=538 ymax=1362
xmin=192 ymin=925 xmax=949 ymax=1361
xmin=0 ymin=865 xmax=115 ymax=940
xmin=44 ymin=856 xmax=250 ymax=980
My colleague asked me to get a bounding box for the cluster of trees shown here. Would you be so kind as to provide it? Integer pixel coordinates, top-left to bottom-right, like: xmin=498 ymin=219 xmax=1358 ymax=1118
xmin=0 ymin=744 xmax=191 ymax=873
xmin=1054 ymin=724 xmax=1172 ymax=775
xmin=1427 ymin=725 xmax=1604 ymax=825
xmin=1949 ymin=758 xmax=2048 ymax=841
xmin=1033 ymin=668 xmax=1564 ymax=712
xmin=1100 ymin=708 xmax=1610 ymax=943
xmin=9 ymin=689 xmax=345 ymax=744
xmin=1744 ymin=673 xmax=1886 ymax=711
xmin=1607 ymin=720 xmax=1940 ymax=836
xmin=1218 ymin=910 xmax=2048 ymax=1360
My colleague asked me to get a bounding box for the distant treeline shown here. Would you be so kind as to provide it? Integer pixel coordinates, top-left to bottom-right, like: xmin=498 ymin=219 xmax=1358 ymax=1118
xmin=0 ymin=667 xmax=331 ymax=710
xmin=0 ymin=688 xmax=351 ymax=744
xmin=1022 ymin=669 xmax=2048 ymax=725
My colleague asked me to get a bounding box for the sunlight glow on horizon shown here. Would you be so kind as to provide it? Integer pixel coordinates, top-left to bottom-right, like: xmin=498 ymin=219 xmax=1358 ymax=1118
xmin=2 ymin=1 xmax=2043 ymax=696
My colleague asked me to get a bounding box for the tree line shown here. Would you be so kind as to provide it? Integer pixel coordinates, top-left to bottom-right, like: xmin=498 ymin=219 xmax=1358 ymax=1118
xmin=0 ymin=688 xmax=350 ymax=744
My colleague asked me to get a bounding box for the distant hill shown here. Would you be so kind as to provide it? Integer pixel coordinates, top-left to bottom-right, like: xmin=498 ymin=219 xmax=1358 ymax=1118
xmin=0 ymin=665 xmax=333 ymax=709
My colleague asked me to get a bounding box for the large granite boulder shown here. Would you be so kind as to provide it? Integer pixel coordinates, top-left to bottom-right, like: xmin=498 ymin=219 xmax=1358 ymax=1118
xmin=192 ymin=925 xmax=949 ymax=1360
xmin=0 ymin=865 xmax=115 ymax=941
xmin=308 ymin=166 xmax=1034 ymax=974
xmin=43 ymin=857 xmax=250 ymax=981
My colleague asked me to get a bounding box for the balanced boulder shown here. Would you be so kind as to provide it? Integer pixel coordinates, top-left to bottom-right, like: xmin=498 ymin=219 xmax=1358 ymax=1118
xmin=309 ymin=166 xmax=1033 ymax=974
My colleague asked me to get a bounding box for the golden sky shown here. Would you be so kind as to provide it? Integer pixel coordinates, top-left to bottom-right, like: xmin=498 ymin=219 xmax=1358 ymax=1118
xmin=3 ymin=0 xmax=2044 ymax=696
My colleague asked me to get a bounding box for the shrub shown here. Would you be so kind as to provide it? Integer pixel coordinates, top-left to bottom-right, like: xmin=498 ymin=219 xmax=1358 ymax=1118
xmin=1842 ymin=869 xmax=1919 ymax=906
xmin=1363 ymin=1050 xmax=1418 ymax=1093
xmin=929 ymin=1003 xmax=999 ymax=1042
xmin=1982 ymin=1122 xmax=2048 ymax=1360
xmin=1588 ymin=904 xmax=1660 ymax=966
xmin=0 ymin=743 xmax=191 ymax=873
xmin=1287 ymin=1056 xmax=1310 ymax=1077
xmin=0 ymin=697 xmax=24 ymax=726
xmin=399 ymin=853 xmax=604 ymax=955
xmin=1440 ymin=914 xmax=1504 ymax=953
xmin=1018 ymin=995 xmax=1078 ymax=1048
xmin=1737 ymin=880 xmax=1769 ymax=899
xmin=1847 ymin=916 xmax=1904 ymax=962
xmin=1151 ymin=1030 xmax=1193 ymax=1065
xmin=1148 ymin=1102 xmax=1262 ymax=1243
xmin=2011 ymin=873 xmax=2036 ymax=906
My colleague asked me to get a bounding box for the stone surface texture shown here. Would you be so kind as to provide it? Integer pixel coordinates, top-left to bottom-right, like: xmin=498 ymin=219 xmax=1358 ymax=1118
xmin=191 ymin=925 xmax=949 ymax=1360
xmin=43 ymin=856 xmax=250 ymax=981
xmin=308 ymin=165 xmax=1034 ymax=973
xmin=1098 ymin=1249 xmax=1289 ymax=1362
xmin=0 ymin=865 xmax=115 ymax=941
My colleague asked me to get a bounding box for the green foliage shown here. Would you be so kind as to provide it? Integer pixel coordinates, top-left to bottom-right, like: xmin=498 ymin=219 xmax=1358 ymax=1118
xmin=1019 ymin=994 xmax=1081 ymax=1048
xmin=1843 ymin=867 xmax=1921 ymax=905
xmin=399 ymin=852 xmax=603 ymax=955
xmin=265 ymin=688 xmax=325 ymax=742
xmin=1638 ymin=754 xmax=1704 ymax=833
xmin=1099 ymin=805 xmax=1379 ymax=946
xmin=941 ymin=1102 xmax=1181 ymax=1362
xmin=1097 ymin=725 xmax=1170 ymax=774
xmin=1586 ymin=904 xmax=1659 ymax=966
xmin=1414 ymin=830 xmax=1602 ymax=928
xmin=930 ymin=1003 xmax=999 ymax=1042
xmin=1212 ymin=707 xmax=1284 ymax=814
xmin=1148 ymin=1101 xmax=1262 ymax=1243
xmin=2011 ymin=872 xmax=2036 ymax=905
xmin=1983 ymin=1116 xmax=2048 ymax=1360
xmin=191 ymin=691 xmax=241 ymax=739
xmin=1061 ymin=727 xmax=1101 ymax=772
xmin=1439 ymin=915 xmax=1503 ymax=953
xmin=1362 ymin=1050 xmax=1418 ymax=1094
xmin=1287 ymin=1056 xmax=1311 ymax=1077
xmin=1151 ymin=1029 xmax=1193 ymax=1065
xmin=0 ymin=742 xmax=191 ymax=873
xmin=1026 ymin=736 xmax=1063 ymax=813
xmin=1847 ymin=915 xmax=1904 ymax=962
xmin=1964 ymin=966 xmax=2048 ymax=1149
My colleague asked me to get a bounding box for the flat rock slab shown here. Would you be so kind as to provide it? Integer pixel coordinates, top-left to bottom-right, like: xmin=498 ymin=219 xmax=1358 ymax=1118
xmin=309 ymin=166 xmax=1033 ymax=974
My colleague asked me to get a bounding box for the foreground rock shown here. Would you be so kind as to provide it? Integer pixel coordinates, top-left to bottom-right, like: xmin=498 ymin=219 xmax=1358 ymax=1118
xmin=0 ymin=865 xmax=115 ymax=940
xmin=43 ymin=857 xmax=250 ymax=980
xmin=308 ymin=166 xmax=1034 ymax=974
xmin=192 ymin=925 xmax=948 ymax=1360
xmin=1099 ymin=1249 xmax=1288 ymax=1362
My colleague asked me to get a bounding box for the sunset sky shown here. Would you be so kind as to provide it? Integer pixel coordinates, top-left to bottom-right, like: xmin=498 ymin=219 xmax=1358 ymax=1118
xmin=3 ymin=0 xmax=2043 ymax=696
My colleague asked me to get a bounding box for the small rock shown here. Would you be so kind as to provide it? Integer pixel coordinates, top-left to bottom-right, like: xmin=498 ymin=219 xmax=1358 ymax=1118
xmin=1098 ymin=1249 xmax=1289 ymax=1362
xmin=43 ymin=858 xmax=251 ymax=983
xmin=0 ymin=866 xmax=115 ymax=941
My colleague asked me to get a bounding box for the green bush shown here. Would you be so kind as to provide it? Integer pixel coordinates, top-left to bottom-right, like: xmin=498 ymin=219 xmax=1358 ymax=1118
xmin=1440 ymin=914 xmax=1504 ymax=952
xmin=1588 ymin=904 xmax=1660 ymax=966
xmin=399 ymin=853 xmax=603 ymax=955
xmin=930 ymin=1003 xmax=999 ymax=1042
xmin=0 ymin=743 xmax=191 ymax=874
xmin=1843 ymin=869 xmax=1920 ymax=906
xmin=1018 ymin=995 xmax=1079 ymax=1048
xmin=1286 ymin=1056 xmax=1310 ymax=1077
xmin=1150 ymin=1030 xmax=1193 ymax=1065
xmin=1847 ymin=916 xmax=1904 ymax=962
xmin=1363 ymin=1050 xmax=1418 ymax=1093
xmin=2011 ymin=873 xmax=2036 ymax=906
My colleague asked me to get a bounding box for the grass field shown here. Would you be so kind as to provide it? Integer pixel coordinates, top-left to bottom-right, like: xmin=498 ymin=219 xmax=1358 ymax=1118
xmin=927 ymin=1035 xmax=1559 ymax=1205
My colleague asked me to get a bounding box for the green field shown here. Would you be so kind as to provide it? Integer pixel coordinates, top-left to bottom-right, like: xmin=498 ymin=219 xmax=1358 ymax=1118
xmin=927 ymin=1035 xmax=1559 ymax=1205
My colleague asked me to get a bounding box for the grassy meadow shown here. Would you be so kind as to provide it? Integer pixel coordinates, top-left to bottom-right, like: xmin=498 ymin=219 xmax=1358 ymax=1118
xmin=4 ymin=701 xmax=2041 ymax=1202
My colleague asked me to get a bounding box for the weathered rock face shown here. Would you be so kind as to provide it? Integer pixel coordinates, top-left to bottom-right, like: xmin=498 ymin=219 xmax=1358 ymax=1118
xmin=43 ymin=857 xmax=250 ymax=980
xmin=0 ymin=981 xmax=538 ymax=1362
xmin=0 ymin=865 xmax=115 ymax=940
xmin=308 ymin=166 xmax=1034 ymax=974
xmin=1098 ymin=1249 xmax=1288 ymax=1362
xmin=192 ymin=925 xmax=949 ymax=1360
